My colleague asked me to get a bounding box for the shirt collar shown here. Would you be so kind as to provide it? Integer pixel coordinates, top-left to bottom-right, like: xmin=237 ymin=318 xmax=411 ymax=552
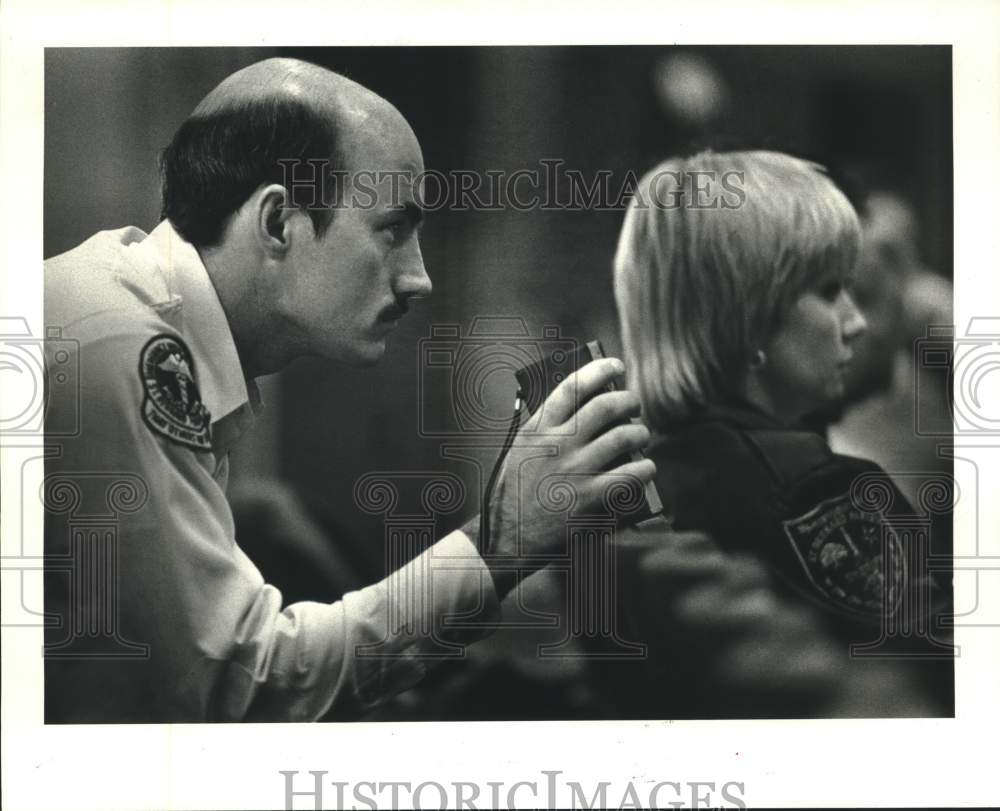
xmin=141 ymin=220 xmax=259 ymax=427
xmin=698 ymin=399 xmax=784 ymax=431
xmin=685 ymin=399 xmax=824 ymax=434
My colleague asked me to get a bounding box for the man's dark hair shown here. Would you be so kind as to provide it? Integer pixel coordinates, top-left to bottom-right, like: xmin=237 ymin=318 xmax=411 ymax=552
xmin=160 ymin=96 xmax=341 ymax=247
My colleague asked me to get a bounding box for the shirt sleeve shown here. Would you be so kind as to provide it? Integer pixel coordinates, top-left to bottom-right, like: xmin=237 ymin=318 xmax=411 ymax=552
xmin=47 ymin=321 xmax=499 ymax=721
xmin=777 ymin=451 xmax=948 ymax=628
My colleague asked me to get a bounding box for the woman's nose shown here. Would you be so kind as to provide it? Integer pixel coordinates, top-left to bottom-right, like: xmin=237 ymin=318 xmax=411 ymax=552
xmin=841 ymin=291 xmax=868 ymax=341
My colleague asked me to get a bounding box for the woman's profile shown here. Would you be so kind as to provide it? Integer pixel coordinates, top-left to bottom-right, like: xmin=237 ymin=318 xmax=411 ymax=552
xmin=613 ymin=150 xmax=952 ymax=668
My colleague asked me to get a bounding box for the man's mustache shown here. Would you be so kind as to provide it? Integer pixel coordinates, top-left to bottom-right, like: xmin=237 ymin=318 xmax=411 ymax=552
xmin=378 ymin=299 xmax=410 ymax=321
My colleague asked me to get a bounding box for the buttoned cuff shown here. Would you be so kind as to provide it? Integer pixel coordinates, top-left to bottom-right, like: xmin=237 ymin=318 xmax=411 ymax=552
xmin=421 ymin=529 xmax=500 ymax=644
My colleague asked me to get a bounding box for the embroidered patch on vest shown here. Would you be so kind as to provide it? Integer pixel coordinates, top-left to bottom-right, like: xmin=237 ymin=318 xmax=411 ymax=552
xmin=139 ymin=334 xmax=211 ymax=452
xmin=783 ymin=492 xmax=905 ymax=618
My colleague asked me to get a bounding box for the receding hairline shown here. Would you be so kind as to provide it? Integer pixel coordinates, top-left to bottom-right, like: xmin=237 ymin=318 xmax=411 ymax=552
xmin=191 ymin=57 xmax=403 ymax=140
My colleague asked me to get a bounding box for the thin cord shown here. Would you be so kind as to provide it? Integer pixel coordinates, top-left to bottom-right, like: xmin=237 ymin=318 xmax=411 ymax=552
xmin=479 ymin=391 xmax=525 ymax=556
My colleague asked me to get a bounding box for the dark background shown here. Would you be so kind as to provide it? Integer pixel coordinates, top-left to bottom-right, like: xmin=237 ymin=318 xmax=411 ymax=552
xmin=44 ymin=46 xmax=952 ymax=581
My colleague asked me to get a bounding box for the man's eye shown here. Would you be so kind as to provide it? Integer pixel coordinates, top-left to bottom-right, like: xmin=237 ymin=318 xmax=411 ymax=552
xmin=383 ymin=221 xmax=407 ymax=242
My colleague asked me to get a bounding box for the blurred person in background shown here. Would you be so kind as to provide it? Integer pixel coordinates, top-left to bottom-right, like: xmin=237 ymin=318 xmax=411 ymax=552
xmin=829 ymin=191 xmax=954 ymax=511
xmin=611 ymin=150 xmax=952 ymax=716
xmin=229 ymin=480 xmax=366 ymax=604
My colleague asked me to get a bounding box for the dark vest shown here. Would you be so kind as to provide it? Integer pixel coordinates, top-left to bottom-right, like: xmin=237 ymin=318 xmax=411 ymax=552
xmin=647 ymin=401 xmax=952 ymax=638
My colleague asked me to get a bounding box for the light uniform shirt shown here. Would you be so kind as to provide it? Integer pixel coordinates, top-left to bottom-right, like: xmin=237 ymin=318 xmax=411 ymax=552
xmin=43 ymin=221 xmax=498 ymax=722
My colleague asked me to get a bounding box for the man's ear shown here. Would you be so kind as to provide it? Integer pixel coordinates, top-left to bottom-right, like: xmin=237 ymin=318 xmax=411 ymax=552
xmin=255 ymin=184 xmax=297 ymax=257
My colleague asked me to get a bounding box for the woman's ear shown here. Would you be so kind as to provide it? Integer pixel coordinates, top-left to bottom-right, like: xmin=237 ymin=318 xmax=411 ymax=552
xmin=742 ymin=349 xmax=775 ymax=418
xmin=255 ymin=184 xmax=295 ymax=257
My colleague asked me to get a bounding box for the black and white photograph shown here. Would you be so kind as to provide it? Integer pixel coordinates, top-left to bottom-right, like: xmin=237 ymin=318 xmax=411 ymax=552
xmin=2 ymin=2 xmax=999 ymax=809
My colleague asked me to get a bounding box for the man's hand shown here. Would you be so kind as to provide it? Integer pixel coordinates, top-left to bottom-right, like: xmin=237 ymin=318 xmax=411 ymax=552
xmin=481 ymin=357 xmax=656 ymax=598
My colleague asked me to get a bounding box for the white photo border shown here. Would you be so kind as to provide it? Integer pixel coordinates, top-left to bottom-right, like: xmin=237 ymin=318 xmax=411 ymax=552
xmin=2 ymin=1 xmax=998 ymax=809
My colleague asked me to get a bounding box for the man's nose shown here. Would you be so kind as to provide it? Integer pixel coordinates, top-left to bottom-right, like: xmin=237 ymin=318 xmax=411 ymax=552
xmin=396 ymin=240 xmax=432 ymax=299
xmin=841 ymin=291 xmax=868 ymax=341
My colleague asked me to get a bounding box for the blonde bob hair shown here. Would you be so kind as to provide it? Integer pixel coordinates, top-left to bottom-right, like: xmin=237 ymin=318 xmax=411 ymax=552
xmin=613 ymin=150 xmax=861 ymax=430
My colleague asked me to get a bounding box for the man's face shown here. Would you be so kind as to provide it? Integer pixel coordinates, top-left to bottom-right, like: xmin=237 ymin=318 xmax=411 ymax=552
xmin=278 ymin=114 xmax=431 ymax=365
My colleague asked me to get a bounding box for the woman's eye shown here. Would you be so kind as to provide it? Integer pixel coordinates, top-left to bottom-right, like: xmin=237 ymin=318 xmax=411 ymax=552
xmin=819 ymin=280 xmax=843 ymax=301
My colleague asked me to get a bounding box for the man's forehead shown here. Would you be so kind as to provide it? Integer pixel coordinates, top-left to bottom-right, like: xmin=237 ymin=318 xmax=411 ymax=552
xmin=339 ymin=110 xmax=424 ymax=175
xmin=338 ymin=112 xmax=425 ymax=212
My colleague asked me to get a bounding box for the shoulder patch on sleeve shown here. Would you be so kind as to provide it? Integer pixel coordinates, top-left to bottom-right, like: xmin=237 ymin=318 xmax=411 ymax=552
xmin=138 ymin=334 xmax=212 ymax=452
xmin=782 ymin=492 xmax=906 ymax=618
